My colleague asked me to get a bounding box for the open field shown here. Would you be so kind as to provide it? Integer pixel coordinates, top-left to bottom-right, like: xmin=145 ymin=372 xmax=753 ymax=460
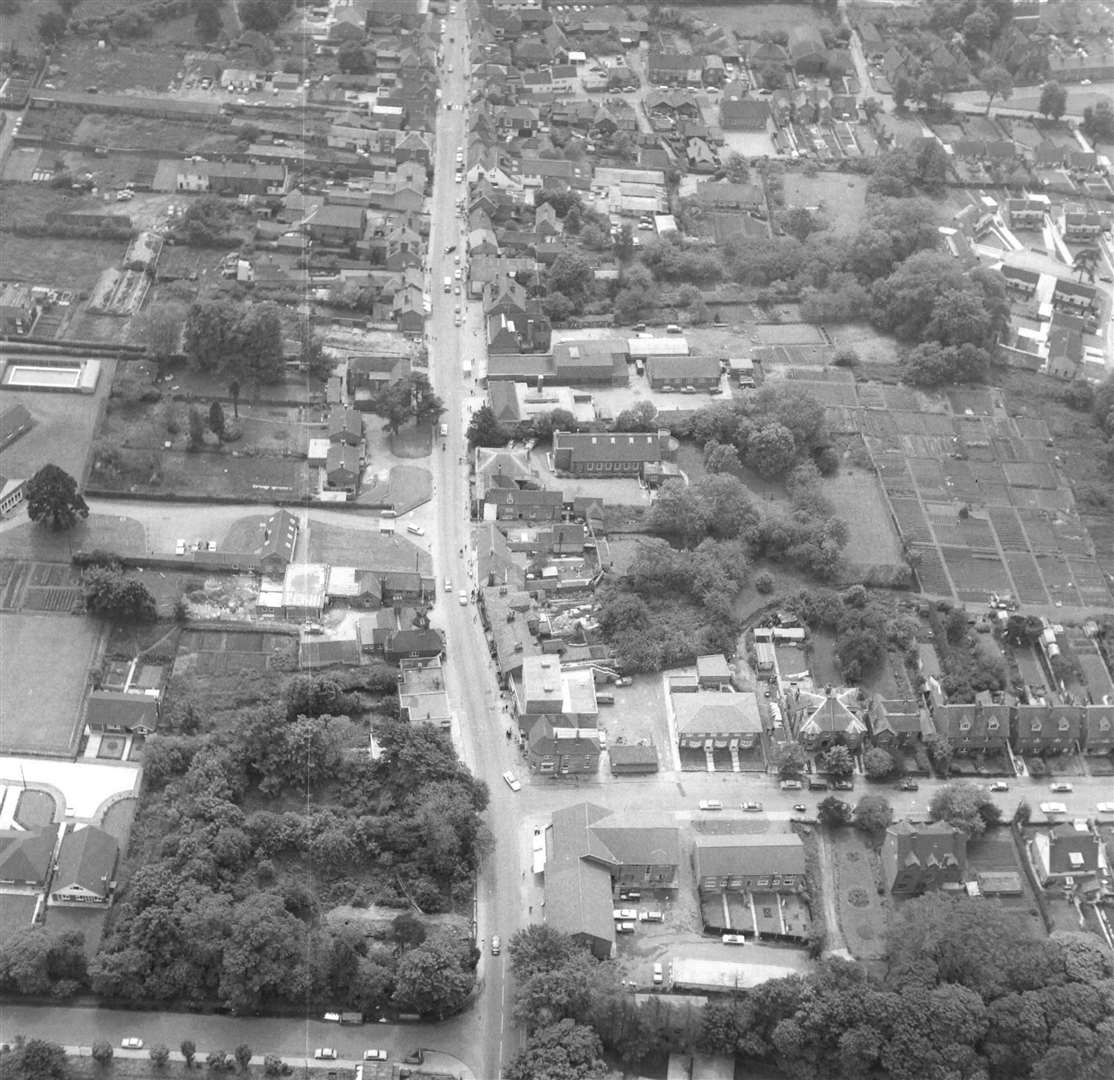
xmin=782 ymin=171 xmax=869 ymax=235
xmin=694 ymin=3 xmax=833 ymax=37
xmin=52 ymin=40 xmax=187 ymax=94
xmin=823 ymin=467 xmax=908 ymax=584
xmin=0 ymin=517 xmax=146 ymax=563
xmin=0 ymin=612 xmax=102 ymax=756
xmin=0 ymin=234 xmax=128 ymax=294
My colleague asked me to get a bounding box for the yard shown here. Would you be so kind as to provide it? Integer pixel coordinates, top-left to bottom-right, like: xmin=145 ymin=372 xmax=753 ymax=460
xmin=0 ymin=612 xmax=103 ymax=755
xmin=782 ymin=171 xmax=869 ymax=235
xmin=308 ymin=519 xmax=432 ymax=574
xmin=51 ymin=40 xmax=189 ymax=94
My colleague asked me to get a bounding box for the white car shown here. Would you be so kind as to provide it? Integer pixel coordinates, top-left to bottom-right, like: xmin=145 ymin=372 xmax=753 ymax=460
xmin=1040 ymin=802 xmax=1068 ymax=815
xmin=1096 ymin=802 xmax=1114 ymax=813
xmin=313 ymin=1049 xmax=338 ymax=1061
xmin=502 ymin=770 xmax=522 ymax=792
xmin=444 ymin=577 xmax=452 ymax=592
xmin=363 ymin=1050 xmax=388 ymax=1062
xmin=612 ymin=908 xmax=638 ymax=920
xmin=698 ymin=800 xmax=723 ymax=811
xmin=121 ymin=1039 xmax=144 ymax=1050
xmin=175 ymin=539 xmax=186 ymax=555
xmin=458 ymin=589 xmax=468 ymax=606
xmin=490 ymin=934 xmax=501 ymax=954
xmin=1049 ymin=782 xmax=1073 ymax=793
xmin=722 ymin=934 xmax=746 ymax=945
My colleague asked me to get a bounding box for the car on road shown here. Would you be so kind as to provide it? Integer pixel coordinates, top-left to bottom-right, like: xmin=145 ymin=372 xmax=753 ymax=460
xmin=458 ymin=588 xmax=468 ymax=605
xmin=502 ymin=770 xmax=521 ymax=792
xmin=742 ymin=801 xmax=763 ymax=812
xmin=1097 ymin=802 xmax=1114 ymax=814
xmin=121 ymin=1039 xmax=144 ymax=1050
xmin=792 ymin=803 xmax=807 ymax=813
xmin=443 ymin=244 xmax=455 ymax=254
xmin=1040 ymin=802 xmax=1068 ymax=815
xmin=453 ymin=284 xmax=461 ymax=295
xmin=698 ymin=799 xmax=723 ymax=811
xmin=721 ymin=934 xmax=746 ymax=945
xmin=175 ymin=539 xmax=186 ymax=555
xmin=990 ymin=782 xmax=1010 ymax=792
xmin=1050 ymin=782 xmax=1074 ymax=793
xmin=612 ymin=908 xmax=638 ymax=920
xmin=454 ymin=315 xmax=462 ymax=326
xmin=614 ymin=676 xmax=632 ymax=686
xmin=406 ymin=524 xmax=425 ymax=536
xmin=314 ymin=1050 xmax=337 ymax=1061
xmin=363 ymin=1050 xmax=388 ymax=1062
xmin=490 ymin=935 xmax=501 ymax=955
xmin=896 ymin=778 xmax=919 ymax=791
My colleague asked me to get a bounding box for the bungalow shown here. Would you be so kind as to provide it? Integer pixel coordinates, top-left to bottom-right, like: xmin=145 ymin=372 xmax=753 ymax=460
xmin=259 ymin=508 xmax=299 ymax=573
xmin=882 ymin=821 xmax=967 ymax=897
xmin=646 ymin=354 xmax=720 ymax=391
xmin=694 ymin=833 xmax=806 ymax=894
xmin=50 ymin=825 xmax=119 ymax=905
xmin=1012 ymin=704 xmax=1081 ymax=756
xmin=325 ymin=444 xmax=361 ymax=494
xmin=0 ymin=824 xmax=59 ymax=889
xmin=527 ymin=718 xmax=602 ymax=776
xmin=552 ymin=430 xmax=672 ymax=477
xmin=84 ymin=691 xmax=159 ymax=735
xmin=328 ymin=407 xmax=364 ymax=447
xmin=1029 ymin=821 xmax=1107 ymax=887
xmin=674 ymin=691 xmax=763 ymax=751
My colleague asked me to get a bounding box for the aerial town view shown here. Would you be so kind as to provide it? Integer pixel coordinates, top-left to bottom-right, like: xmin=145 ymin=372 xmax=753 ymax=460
xmin=2 ymin=0 xmax=1114 ymax=1078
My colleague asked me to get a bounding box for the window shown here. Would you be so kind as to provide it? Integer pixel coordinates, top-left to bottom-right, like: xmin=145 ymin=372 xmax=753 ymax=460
xmin=1058 ymin=718 xmax=1070 ymax=731
xmin=988 ymin=718 xmax=999 ymax=731
xmin=762 ymin=907 xmax=774 ymax=919
xmin=959 ymin=719 xmax=971 ymax=732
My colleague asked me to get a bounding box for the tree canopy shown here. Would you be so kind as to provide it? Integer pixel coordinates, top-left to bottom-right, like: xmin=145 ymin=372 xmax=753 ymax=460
xmin=25 ymin=464 xmax=89 ymax=531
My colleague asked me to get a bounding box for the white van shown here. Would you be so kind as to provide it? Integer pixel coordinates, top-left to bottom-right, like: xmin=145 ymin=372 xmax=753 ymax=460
xmin=439 ymin=422 xmax=448 ymax=436
xmin=406 ymin=524 xmax=425 ymax=536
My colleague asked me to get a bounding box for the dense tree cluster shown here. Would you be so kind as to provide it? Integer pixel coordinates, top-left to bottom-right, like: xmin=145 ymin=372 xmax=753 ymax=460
xmin=183 ymin=299 xmax=284 ymax=384
xmin=85 ymin=682 xmax=485 ymax=1015
xmin=368 ymin=373 xmax=445 ymax=435
xmin=0 ymin=928 xmax=88 ymax=999
xmin=82 ymin=563 xmax=158 ymax=622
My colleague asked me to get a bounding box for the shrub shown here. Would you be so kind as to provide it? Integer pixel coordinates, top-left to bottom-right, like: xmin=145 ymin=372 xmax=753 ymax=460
xmin=754 ymin=570 xmax=775 ymax=594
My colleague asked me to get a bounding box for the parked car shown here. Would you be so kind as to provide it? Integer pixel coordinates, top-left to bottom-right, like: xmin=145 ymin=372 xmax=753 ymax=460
xmin=444 ymin=577 xmax=452 ymax=592
xmin=639 ymin=910 xmax=663 ymax=922
xmin=742 ymin=801 xmax=763 ymax=812
xmin=313 ymin=1050 xmax=337 ymax=1061
xmin=619 ymin=889 xmax=640 ymax=900
xmin=792 ymin=803 xmax=807 ymax=813
xmin=1040 ymin=802 xmax=1067 ymax=815
xmin=698 ymin=799 xmax=723 ymax=811
xmin=121 ymin=1039 xmax=144 ymax=1050
xmin=779 ymin=779 xmax=802 ymax=791
xmin=458 ymin=589 xmax=468 ymax=606
xmin=363 ymin=1050 xmax=388 ymax=1062
xmin=896 ymin=778 xmax=919 ymax=791
xmin=1050 ymin=782 xmax=1074 ymax=793
xmin=616 ymin=921 xmax=636 ymax=934
xmin=721 ymin=934 xmax=746 ymax=945
xmin=652 ymin=962 xmax=663 ymax=985
xmin=614 ymin=676 xmax=632 ymax=687
xmin=612 ymin=908 xmax=638 ymax=920
xmin=490 ymin=935 xmax=501 ymax=955
xmin=502 ymin=771 xmax=521 ymax=792
xmin=1096 ymin=802 xmax=1114 ymax=814
xmin=990 ymin=782 xmax=1010 ymax=792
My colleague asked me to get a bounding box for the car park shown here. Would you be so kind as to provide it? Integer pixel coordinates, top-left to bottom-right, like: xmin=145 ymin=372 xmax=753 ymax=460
xmin=1050 ymin=782 xmax=1074 ymax=793
xmin=698 ymin=799 xmax=723 ymax=811
xmin=502 ymin=771 xmax=521 ymax=792
xmin=314 ymin=1050 xmax=337 ymax=1061
xmin=121 ymin=1039 xmax=144 ymax=1050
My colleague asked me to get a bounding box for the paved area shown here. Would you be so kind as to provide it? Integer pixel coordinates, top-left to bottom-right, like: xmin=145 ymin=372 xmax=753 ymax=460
xmin=0 ymin=755 xmax=140 ymax=822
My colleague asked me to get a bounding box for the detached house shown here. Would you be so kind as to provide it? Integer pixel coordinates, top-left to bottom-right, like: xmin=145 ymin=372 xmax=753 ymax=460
xmin=527 ymin=719 xmax=602 ymax=776
xmin=307 ymin=204 xmax=366 ymax=246
xmin=50 ymin=825 xmax=119 ymax=905
xmin=787 ymin=26 xmax=827 ymax=75
xmin=868 ymin=696 xmax=935 ymax=749
xmin=0 ymin=824 xmax=59 ymax=890
xmin=1029 ymin=822 xmax=1108 ymax=888
xmin=328 ymin=407 xmax=364 ymax=447
xmin=882 ymin=821 xmax=967 ymax=897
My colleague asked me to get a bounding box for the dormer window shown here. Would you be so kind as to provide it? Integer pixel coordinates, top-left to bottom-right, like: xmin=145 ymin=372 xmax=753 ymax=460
xmin=987 ymin=718 xmax=999 ymax=731
xmin=959 ymin=719 xmax=971 ymax=732
xmin=1058 ymin=718 xmax=1070 ymax=731
xmin=1031 ymin=719 xmax=1042 ymax=732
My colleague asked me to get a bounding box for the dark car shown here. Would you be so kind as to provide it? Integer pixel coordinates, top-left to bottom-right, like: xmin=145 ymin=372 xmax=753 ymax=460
xmin=833 ymin=779 xmax=854 ymax=791
xmin=896 ymin=778 xmax=919 ymax=792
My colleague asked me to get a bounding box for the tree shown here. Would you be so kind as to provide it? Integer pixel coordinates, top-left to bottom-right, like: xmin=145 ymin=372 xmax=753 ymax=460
xmin=853 ymin=794 xmax=893 ymax=835
xmin=646 ymin=482 xmax=711 ymax=546
xmin=466 ymin=403 xmax=508 ymax=447
xmin=928 ymin=782 xmax=1001 ymax=838
xmin=1038 ymin=80 xmax=1067 ymax=120
xmin=262 ymin=1056 xmax=283 ymax=1076
xmin=505 ymin=1020 xmax=607 ymax=1080
xmin=546 ymin=252 xmax=594 ymax=302
xmin=774 ymin=741 xmax=807 ymax=779
xmin=392 ymin=930 xmax=475 ymax=1018
xmin=208 ymin=401 xmax=226 ymax=441
xmin=336 ymin=42 xmax=368 ymax=74
xmin=206 ymin=1051 xmax=229 ymax=1071
xmin=821 ymin=745 xmax=855 ymax=780
xmin=239 ymin=0 xmax=291 ymax=34
xmin=817 ymin=795 xmax=853 ymax=827
xmin=230 ymin=303 xmax=284 ymax=386
xmin=902 ymin=341 xmax=992 ymax=388
xmin=92 ymin=1042 xmax=114 ymax=1065
xmin=195 ymin=0 xmax=223 ymax=42
xmin=863 ymin=747 xmax=895 ymax=780
xmin=38 ymin=11 xmax=68 ymax=43
xmin=233 ymin=1046 xmax=252 ymax=1072
xmin=862 ymin=97 xmax=883 ymax=123
xmin=187 ymin=406 xmax=206 ymax=450
xmin=892 ymin=74 xmax=914 ymax=111
xmin=184 ymin=299 xmax=239 ymax=371
xmin=5 ymin=1039 xmax=71 ymax=1080
xmin=82 ymin=567 xmax=158 ymax=622
xmin=136 ymin=303 xmax=185 ymax=365
xmin=370 ymin=373 xmax=444 ymax=435
xmin=704 ymin=440 xmax=741 ymax=474
xmin=181 ymin=1042 xmax=196 ymax=1067
xmin=149 ymin=1046 xmax=170 ymax=1068
xmin=962 ymin=9 xmax=997 ymax=51
xmin=747 ymin=422 xmax=797 ymax=479
xmin=1074 ymin=247 xmax=1100 ymax=283
xmin=178 ymin=196 xmax=234 ymax=248
xmin=1081 ymin=99 xmax=1114 ymax=143
xmin=25 ymin=464 xmax=89 ymax=531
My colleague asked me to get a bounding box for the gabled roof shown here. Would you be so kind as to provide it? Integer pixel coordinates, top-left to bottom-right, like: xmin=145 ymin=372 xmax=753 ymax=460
xmin=85 ymin=691 xmax=158 ymax=731
xmin=260 ymin=509 xmax=299 ymax=564
xmin=884 ymin=819 xmax=966 ymax=877
xmin=0 ymin=824 xmax=59 ymax=886
xmin=328 ymin=407 xmax=363 ymax=441
xmin=694 ymin=832 xmax=805 ymax=878
xmin=54 ymin=825 xmax=117 ymax=898
xmin=797 ymin=688 xmax=866 ymax=738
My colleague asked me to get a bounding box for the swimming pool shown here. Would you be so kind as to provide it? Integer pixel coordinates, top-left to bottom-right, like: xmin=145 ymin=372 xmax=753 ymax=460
xmin=2 ymin=364 xmax=83 ymax=389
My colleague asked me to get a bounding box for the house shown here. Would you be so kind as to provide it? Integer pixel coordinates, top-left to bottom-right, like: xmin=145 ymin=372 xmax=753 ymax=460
xmin=696 ymin=654 xmax=733 ymax=690
xmin=483 ymin=486 xmax=564 ymax=523
xmin=1006 ymin=197 xmax=1048 ymax=229
xmin=516 ymin=654 xmax=597 ymax=723
xmin=882 ymin=821 xmax=967 ymax=897
xmin=1002 ymin=264 xmax=1041 ymax=300
xmin=0 ymin=283 xmax=38 ymax=335
xmin=325 ymin=444 xmax=361 ymax=494
xmin=1051 ymin=278 xmax=1098 ymax=317
xmin=84 ymin=691 xmax=159 ymax=735
xmin=487 ymin=310 xmax=551 ymax=354
xmin=647 ymin=51 xmax=702 ymax=86
xmin=1062 ymin=208 xmax=1103 ymax=241
xmin=307 ymin=204 xmax=367 ymax=246
xmin=1012 ymin=704 xmax=1081 ymax=756
xmin=646 ymin=354 xmax=721 ymax=391
xmin=0 ymin=403 xmax=32 ymax=450
xmin=608 ymin=742 xmax=659 ymax=775
xmin=932 ymin=697 xmax=1010 ymax=754
xmin=674 ymin=691 xmax=763 ymax=750
xmin=545 ymin=802 xmax=681 ymax=959
xmin=0 ymin=825 xmax=59 ymax=889
xmin=50 ymin=825 xmax=119 ymax=905
xmin=1029 ymin=821 xmax=1107 ymax=887
xmin=1081 ymin=705 xmax=1114 ymax=755
xmin=787 ymin=26 xmax=827 ymax=74
xmin=719 ymin=98 xmax=771 ymax=132
xmin=328 ymin=407 xmax=364 ymax=447
xmin=259 ymin=509 xmax=299 ymax=573
xmin=868 ymin=696 xmax=935 ymax=748
xmin=694 ymin=833 xmax=806 ymax=893
xmin=384 ymin=627 xmax=443 ymax=664
xmin=552 ymin=431 xmax=672 ymax=477
xmin=175 ymin=161 xmax=287 ymax=196
xmin=784 ymin=686 xmax=866 ymax=751
xmin=348 ymin=353 xmax=412 ymax=397
xmin=0 ymin=474 xmax=27 ymax=517
xmin=527 ymin=718 xmax=602 ymax=775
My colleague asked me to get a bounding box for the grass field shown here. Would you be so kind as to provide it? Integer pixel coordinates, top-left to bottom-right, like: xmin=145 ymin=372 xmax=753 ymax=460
xmin=0 ymin=612 xmax=101 ymax=756
xmin=0 ymin=516 xmax=147 ymax=563
xmin=782 ymin=171 xmax=869 ymax=235
xmin=0 ymin=234 xmax=128 ymax=294
xmin=824 ymin=466 xmax=908 ymax=581
xmin=0 ymin=894 xmax=37 ymax=943
xmin=695 ymin=3 xmax=833 ymax=37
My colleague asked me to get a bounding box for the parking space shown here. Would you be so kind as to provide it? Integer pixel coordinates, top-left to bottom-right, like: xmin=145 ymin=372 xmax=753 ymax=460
xmin=597 ymin=674 xmax=675 ymax=773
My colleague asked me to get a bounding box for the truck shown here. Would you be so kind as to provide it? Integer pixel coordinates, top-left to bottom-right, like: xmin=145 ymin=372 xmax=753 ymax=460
xmin=443 ymin=276 xmax=452 ymax=293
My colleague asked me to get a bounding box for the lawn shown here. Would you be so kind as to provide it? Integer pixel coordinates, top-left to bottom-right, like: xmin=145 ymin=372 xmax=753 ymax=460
xmin=0 ymin=234 xmax=128 ymax=294
xmin=695 ymin=3 xmax=833 ymax=37
xmin=14 ymin=788 xmax=59 ymax=828
xmin=52 ymin=39 xmax=189 ymax=94
xmin=782 ymin=171 xmax=869 ymax=235
xmin=826 ymin=323 xmax=900 ymax=367
xmin=828 ymin=829 xmax=891 ymax=961
xmin=0 ymin=612 xmax=102 ymax=756
xmin=45 ymin=904 xmax=108 ymax=958
xmin=0 ymin=516 xmax=147 ymax=562
xmin=823 ymin=467 xmax=909 ymax=586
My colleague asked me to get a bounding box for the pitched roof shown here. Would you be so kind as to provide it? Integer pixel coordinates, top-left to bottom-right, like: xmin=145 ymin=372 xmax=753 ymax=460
xmin=884 ymin=819 xmax=966 ymax=879
xmin=694 ymin=833 xmax=805 ymax=878
xmin=0 ymin=403 xmax=32 ymax=446
xmin=260 ymin=509 xmax=299 ymax=564
xmin=54 ymin=825 xmax=117 ymax=898
xmin=85 ymin=691 xmax=159 ymax=731
xmin=673 ymin=691 xmax=762 ymax=735
xmin=0 ymin=824 xmax=59 ymax=886
xmin=1045 ymin=823 xmax=1101 ymax=874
